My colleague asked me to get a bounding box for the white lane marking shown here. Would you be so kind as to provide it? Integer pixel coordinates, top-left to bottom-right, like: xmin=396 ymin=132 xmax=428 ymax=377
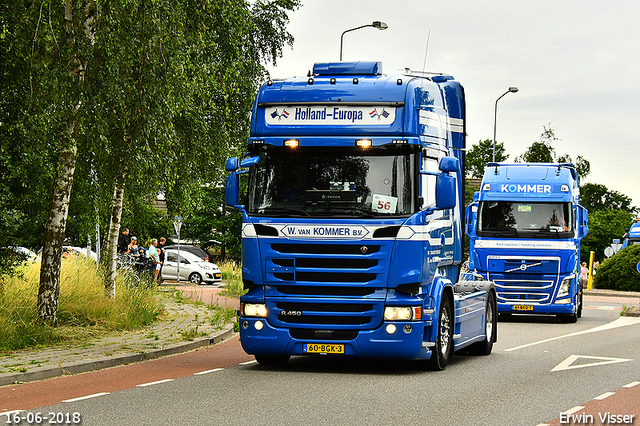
xmin=565 ymin=406 xmax=585 ymax=415
xmin=136 ymin=379 xmax=174 ymax=387
xmin=506 ymin=317 xmax=640 ymax=351
xmin=551 ymin=355 xmax=633 ymax=372
xmin=193 ymin=368 xmax=224 ymax=375
xmin=623 ymin=381 xmax=640 ymax=388
xmin=62 ymin=392 xmax=110 ymax=402
xmin=594 ymin=392 xmax=615 ymax=400
xmin=597 ymin=306 xmax=616 ymax=310
xmin=239 ymin=360 xmax=258 ymax=365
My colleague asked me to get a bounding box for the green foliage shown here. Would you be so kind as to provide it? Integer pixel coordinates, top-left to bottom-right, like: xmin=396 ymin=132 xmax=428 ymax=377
xmin=581 ymin=208 xmax=634 ymax=262
xmin=594 ymin=244 xmax=640 ymax=292
xmin=465 ymin=139 xmax=508 ymax=178
xmin=581 ymin=183 xmax=638 ymax=215
xmin=1 ymin=0 xmax=301 ymax=256
xmin=178 ymin=185 xmax=242 ymax=260
xmin=515 ymin=124 xmax=591 ymax=180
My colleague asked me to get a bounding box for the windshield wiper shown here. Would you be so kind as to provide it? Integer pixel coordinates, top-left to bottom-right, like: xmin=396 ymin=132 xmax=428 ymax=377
xmin=486 ymin=227 xmax=518 ymax=237
xmin=259 ymin=207 xmax=310 ymax=217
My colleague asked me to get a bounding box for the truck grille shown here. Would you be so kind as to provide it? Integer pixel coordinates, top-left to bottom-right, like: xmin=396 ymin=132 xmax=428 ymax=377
xmin=262 ymin=241 xmax=389 ymax=330
xmin=487 ymin=256 xmax=561 ymax=305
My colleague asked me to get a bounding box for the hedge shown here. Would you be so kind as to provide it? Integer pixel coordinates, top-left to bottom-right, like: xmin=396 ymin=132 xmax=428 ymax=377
xmin=593 ymin=244 xmax=640 ymax=292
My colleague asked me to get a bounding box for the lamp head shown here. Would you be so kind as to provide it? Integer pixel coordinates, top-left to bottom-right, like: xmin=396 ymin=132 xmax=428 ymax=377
xmin=372 ymin=21 xmax=388 ymax=30
xmin=508 ymin=86 xmax=519 ymax=93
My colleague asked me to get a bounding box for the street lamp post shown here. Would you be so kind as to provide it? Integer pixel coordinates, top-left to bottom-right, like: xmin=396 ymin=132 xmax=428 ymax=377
xmin=492 ymin=87 xmax=519 ymax=162
xmin=340 ymin=21 xmax=388 ymax=61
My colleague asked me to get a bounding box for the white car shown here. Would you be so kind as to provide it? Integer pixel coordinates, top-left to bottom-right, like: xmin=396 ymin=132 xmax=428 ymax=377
xmin=162 ymin=249 xmax=222 ymax=285
xmin=62 ymin=246 xmax=97 ymax=260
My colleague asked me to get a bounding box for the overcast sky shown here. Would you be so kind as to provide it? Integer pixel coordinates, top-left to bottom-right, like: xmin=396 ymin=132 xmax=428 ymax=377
xmin=265 ymin=0 xmax=640 ymax=210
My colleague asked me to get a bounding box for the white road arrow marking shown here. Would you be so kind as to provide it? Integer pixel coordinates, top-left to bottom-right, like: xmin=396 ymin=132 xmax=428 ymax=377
xmin=506 ymin=316 xmax=640 ymax=352
xmin=551 ymin=355 xmax=633 ymax=372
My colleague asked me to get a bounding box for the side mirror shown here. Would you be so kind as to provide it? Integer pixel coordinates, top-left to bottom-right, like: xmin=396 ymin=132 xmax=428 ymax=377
xmin=225 ymin=157 xmax=239 ymax=172
xmin=225 ymin=173 xmax=240 ymax=207
xmin=240 ymin=156 xmax=260 ymax=168
xmin=465 ymin=204 xmax=477 ymax=237
xmin=435 ymin=173 xmax=456 ymax=209
xmin=439 ymin=156 xmax=459 ymax=173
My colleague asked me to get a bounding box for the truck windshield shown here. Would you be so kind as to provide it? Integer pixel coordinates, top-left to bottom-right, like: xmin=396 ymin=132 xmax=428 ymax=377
xmin=246 ymin=146 xmax=417 ymax=217
xmin=477 ymin=201 xmax=573 ymax=238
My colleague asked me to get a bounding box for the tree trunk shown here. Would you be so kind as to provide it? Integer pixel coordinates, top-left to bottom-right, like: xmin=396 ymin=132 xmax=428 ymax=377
xmin=36 ymin=0 xmax=96 ymax=324
xmin=38 ymin=141 xmax=78 ymax=324
xmin=104 ymin=177 xmax=126 ymax=299
xmin=104 ymin=132 xmax=130 ymax=299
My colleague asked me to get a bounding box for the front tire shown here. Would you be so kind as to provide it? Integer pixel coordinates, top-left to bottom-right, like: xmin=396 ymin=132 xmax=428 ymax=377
xmin=428 ymin=294 xmax=453 ymax=371
xmin=469 ymin=291 xmax=497 ymax=355
xmin=255 ymin=355 xmax=290 ymax=367
xmin=189 ymin=273 xmax=203 ymax=285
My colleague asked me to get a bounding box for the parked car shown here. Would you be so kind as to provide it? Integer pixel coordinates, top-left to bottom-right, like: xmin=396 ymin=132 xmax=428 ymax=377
xmin=161 ymin=249 xmax=221 ymax=285
xmin=163 ymin=245 xmax=210 ymax=262
xmin=62 ymin=246 xmax=97 ymax=260
xmin=7 ymin=246 xmax=38 ymax=263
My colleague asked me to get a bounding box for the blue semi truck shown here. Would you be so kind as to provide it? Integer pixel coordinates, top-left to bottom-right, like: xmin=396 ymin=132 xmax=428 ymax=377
xmin=224 ymin=61 xmax=496 ymax=369
xmin=465 ymin=163 xmax=589 ymax=322
xmin=622 ymin=220 xmax=640 ymax=249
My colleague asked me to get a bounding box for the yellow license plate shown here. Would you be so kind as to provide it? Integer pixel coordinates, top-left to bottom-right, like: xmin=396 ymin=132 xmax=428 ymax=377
xmin=304 ymin=343 xmax=344 ymax=354
xmin=512 ymin=305 xmax=534 ymax=311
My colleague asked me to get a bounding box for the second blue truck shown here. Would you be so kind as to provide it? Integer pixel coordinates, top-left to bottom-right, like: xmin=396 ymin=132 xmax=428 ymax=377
xmin=465 ymin=163 xmax=589 ymax=322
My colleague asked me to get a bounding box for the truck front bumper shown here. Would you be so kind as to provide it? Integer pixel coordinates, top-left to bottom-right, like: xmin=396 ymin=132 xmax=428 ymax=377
xmin=498 ymin=300 xmax=577 ymax=315
xmin=239 ymin=317 xmax=432 ymax=360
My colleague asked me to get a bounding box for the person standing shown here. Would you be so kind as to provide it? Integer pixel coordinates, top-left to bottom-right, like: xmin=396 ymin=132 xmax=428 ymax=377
xmin=148 ymin=239 xmax=161 ymax=284
xmin=118 ymin=228 xmax=130 ymax=254
xmin=157 ymin=237 xmax=167 ymax=283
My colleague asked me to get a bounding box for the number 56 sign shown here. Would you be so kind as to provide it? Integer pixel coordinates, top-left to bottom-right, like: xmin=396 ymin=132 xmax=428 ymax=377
xmin=372 ymin=194 xmax=397 ymax=214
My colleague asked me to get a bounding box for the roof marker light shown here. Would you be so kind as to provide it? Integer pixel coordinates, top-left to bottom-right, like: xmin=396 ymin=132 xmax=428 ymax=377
xmin=355 ymin=139 xmax=372 ymax=148
xmin=482 ymin=183 xmax=491 ymax=191
xmin=284 ymin=139 xmax=299 ymax=148
xmin=561 ymin=184 xmax=570 ymax=192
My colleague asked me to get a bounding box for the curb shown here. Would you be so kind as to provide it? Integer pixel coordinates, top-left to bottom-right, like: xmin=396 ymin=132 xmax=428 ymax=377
xmin=0 ymin=326 xmax=234 ymax=387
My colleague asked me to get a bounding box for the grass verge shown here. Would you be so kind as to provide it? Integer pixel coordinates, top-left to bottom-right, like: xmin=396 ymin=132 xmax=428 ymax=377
xmin=0 ymin=257 xmax=164 ymax=353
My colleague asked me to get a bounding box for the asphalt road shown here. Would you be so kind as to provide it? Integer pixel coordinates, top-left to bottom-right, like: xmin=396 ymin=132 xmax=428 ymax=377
xmin=2 ymin=301 xmax=639 ymax=426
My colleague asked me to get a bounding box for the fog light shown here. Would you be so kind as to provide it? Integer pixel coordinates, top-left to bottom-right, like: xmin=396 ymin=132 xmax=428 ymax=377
xmin=254 ymin=320 xmax=264 ymax=331
xmin=386 ymin=324 xmax=397 ymax=334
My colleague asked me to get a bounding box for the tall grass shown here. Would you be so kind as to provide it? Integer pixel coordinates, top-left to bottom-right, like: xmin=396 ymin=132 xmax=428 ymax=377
xmin=0 ymin=257 xmax=164 ymax=352
xmin=217 ymin=260 xmax=246 ymax=298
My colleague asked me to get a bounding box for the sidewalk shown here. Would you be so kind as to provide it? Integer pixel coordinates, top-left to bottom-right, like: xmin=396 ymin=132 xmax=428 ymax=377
xmin=0 ymin=284 xmax=239 ymax=387
xmin=583 ymin=288 xmax=640 ymax=316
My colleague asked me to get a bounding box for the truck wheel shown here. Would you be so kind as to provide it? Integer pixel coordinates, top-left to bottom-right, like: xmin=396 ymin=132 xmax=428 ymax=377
xmin=469 ymin=291 xmax=497 ymax=355
xmin=255 ymin=355 xmax=290 ymax=367
xmin=428 ymin=295 xmax=453 ymax=371
xmin=577 ymin=288 xmax=583 ymax=319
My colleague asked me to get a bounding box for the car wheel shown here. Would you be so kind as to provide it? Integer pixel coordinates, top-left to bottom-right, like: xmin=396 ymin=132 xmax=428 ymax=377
xmin=189 ymin=273 xmax=203 ymax=285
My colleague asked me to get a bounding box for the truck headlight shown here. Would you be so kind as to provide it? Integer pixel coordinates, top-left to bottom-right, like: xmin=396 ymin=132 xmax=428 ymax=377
xmin=243 ymin=303 xmax=267 ymax=317
xmin=384 ymin=307 xmax=421 ymax=321
xmin=557 ymin=277 xmax=572 ymax=299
